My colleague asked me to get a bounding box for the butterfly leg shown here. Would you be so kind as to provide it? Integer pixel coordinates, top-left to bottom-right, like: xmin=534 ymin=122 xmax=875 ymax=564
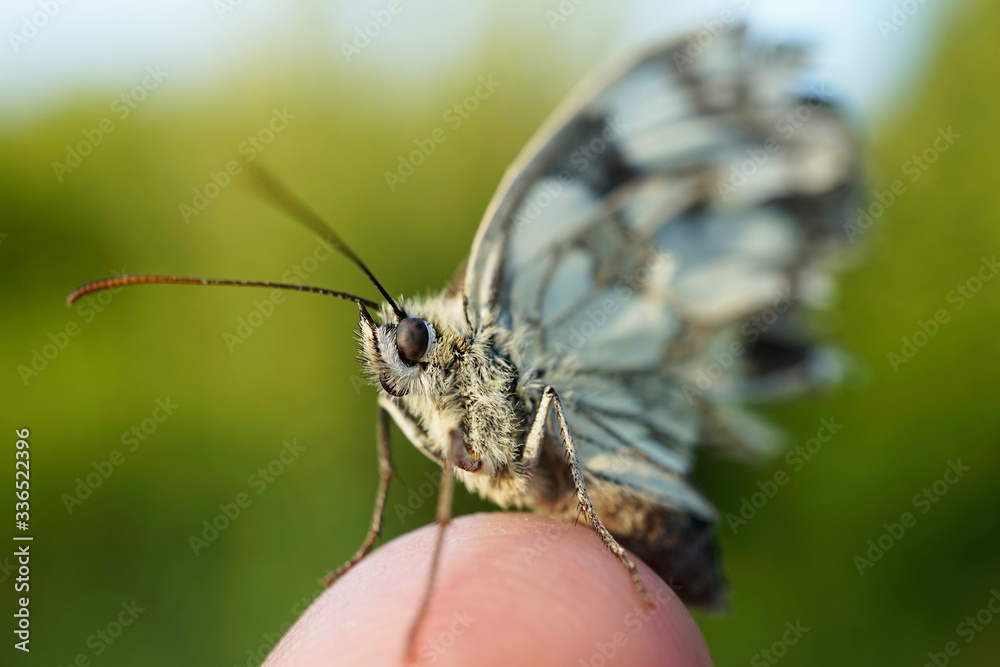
xmin=323 ymin=406 xmax=396 ymax=587
xmin=404 ymin=426 xmax=458 ymax=661
xmin=517 ymin=382 xmax=554 ymax=474
xmin=542 ymin=386 xmax=654 ymax=605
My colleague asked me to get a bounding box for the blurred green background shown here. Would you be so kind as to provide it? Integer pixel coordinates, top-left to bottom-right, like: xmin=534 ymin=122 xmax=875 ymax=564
xmin=2 ymin=0 xmax=998 ymax=665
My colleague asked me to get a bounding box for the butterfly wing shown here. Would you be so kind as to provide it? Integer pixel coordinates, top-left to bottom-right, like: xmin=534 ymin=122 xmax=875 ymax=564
xmin=462 ymin=27 xmax=858 ymax=601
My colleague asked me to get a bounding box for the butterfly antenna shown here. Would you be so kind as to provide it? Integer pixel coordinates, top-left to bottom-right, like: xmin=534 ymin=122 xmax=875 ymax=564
xmin=246 ymin=163 xmax=407 ymax=319
xmin=66 ymin=275 xmax=379 ymax=309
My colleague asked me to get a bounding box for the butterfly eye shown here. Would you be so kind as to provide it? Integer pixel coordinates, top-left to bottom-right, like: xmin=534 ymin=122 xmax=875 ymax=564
xmin=395 ymin=317 xmax=431 ymax=365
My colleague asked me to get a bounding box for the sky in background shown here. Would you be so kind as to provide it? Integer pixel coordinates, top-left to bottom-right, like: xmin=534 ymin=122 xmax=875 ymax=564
xmin=0 ymin=0 xmax=962 ymax=127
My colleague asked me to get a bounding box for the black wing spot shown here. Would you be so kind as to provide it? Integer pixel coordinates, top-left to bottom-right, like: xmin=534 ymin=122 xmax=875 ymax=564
xmin=547 ymin=115 xmax=639 ymax=197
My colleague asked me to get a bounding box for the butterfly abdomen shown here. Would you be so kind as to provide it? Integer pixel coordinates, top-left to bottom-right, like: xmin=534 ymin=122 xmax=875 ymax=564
xmin=582 ymin=477 xmax=725 ymax=608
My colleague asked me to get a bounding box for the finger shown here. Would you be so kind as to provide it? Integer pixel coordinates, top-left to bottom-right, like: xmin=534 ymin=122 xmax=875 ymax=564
xmin=264 ymin=512 xmax=713 ymax=667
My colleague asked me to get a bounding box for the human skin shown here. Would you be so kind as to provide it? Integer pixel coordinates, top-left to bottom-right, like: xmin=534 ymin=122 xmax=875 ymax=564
xmin=264 ymin=512 xmax=714 ymax=667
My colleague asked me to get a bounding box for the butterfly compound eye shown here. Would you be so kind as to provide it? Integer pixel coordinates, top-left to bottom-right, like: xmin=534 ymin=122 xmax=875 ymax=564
xmin=395 ymin=317 xmax=430 ymax=365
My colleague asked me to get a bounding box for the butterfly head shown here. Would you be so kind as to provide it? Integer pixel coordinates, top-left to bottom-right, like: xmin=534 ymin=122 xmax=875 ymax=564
xmin=357 ymin=296 xmax=529 ymax=485
xmin=357 ymin=303 xmax=443 ymax=398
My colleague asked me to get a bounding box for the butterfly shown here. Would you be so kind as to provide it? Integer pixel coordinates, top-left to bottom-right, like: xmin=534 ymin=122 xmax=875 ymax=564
xmin=69 ymin=25 xmax=857 ymax=654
